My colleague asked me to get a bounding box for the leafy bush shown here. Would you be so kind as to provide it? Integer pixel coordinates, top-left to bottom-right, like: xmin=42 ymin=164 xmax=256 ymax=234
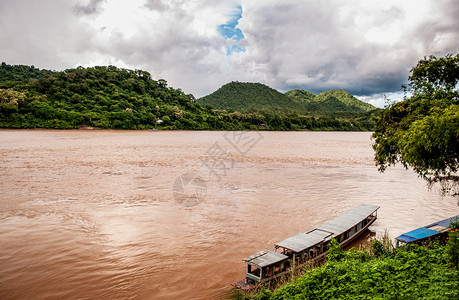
xmin=447 ymin=217 xmax=459 ymax=269
xmin=327 ymin=238 xmax=345 ymax=262
xmin=252 ymin=241 xmax=459 ymax=299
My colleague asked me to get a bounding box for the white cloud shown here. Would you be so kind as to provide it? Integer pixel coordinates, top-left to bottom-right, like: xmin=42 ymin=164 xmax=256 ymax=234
xmin=234 ymin=0 xmax=458 ymax=97
xmin=0 ymin=0 xmax=458 ymax=101
xmin=356 ymin=91 xmax=406 ymax=109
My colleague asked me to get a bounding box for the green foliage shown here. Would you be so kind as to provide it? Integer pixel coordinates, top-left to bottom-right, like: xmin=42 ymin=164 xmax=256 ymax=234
xmin=0 ymin=64 xmax=219 ymax=130
xmin=327 ymin=238 xmax=345 ymax=262
xmin=316 ymin=90 xmax=376 ymax=112
xmin=256 ymin=243 xmax=459 ymax=299
xmin=286 ymin=89 xmax=376 ymax=113
xmin=285 ymin=89 xmax=316 ymax=102
xmin=447 ymin=217 xmax=459 ymax=269
xmin=200 ymin=82 xmax=377 ymax=115
xmin=0 ymin=62 xmax=54 ymax=88
xmin=198 ymin=81 xmax=307 ymax=113
xmin=371 ymin=239 xmax=386 ymax=258
xmin=197 ymin=81 xmax=377 ymax=130
xmin=409 ymin=54 xmax=459 ymax=96
xmin=0 ymin=63 xmax=376 ymax=131
xmin=255 ymin=288 xmax=273 ymax=300
xmin=372 ymin=53 xmax=459 ymax=195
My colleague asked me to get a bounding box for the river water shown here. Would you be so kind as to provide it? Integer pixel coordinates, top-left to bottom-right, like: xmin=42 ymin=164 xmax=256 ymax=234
xmin=0 ymin=130 xmax=457 ymax=299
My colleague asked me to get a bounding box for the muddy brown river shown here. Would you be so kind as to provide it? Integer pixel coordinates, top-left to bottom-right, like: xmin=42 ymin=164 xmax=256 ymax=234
xmin=0 ymin=130 xmax=457 ymax=299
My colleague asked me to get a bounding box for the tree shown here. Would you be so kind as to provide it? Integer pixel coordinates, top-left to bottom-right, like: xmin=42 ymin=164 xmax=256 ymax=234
xmin=372 ymin=53 xmax=459 ymax=197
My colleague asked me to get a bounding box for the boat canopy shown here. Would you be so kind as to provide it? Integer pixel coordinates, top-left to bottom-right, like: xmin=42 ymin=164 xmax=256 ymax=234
xmin=395 ymin=228 xmax=440 ymax=243
xmin=395 ymin=215 xmax=458 ymax=244
xmin=275 ymin=229 xmax=333 ymax=253
xmin=316 ymin=204 xmax=380 ymax=236
xmin=434 ymin=217 xmax=458 ymax=228
xmin=243 ymin=250 xmax=288 ymax=268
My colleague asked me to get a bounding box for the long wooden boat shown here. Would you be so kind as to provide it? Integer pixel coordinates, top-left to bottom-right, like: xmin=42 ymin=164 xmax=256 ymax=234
xmin=232 ymin=204 xmax=380 ymax=290
xmin=395 ymin=215 xmax=458 ymax=245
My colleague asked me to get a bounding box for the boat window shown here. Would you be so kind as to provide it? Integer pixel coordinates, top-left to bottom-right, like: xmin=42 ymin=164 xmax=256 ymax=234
xmin=248 ymin=267 xmax=260 ymax=277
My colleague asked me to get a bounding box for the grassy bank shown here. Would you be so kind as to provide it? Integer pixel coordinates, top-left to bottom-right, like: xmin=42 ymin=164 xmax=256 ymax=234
xmin=236 ymin=226 xmax=459 ymax=299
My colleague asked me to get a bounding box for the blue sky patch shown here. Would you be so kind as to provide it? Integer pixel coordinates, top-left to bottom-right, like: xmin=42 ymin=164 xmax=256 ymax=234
xmin=226 ymin=45 xmax=246 ymax=56
xmin=218 ymin=5 xmax=246 ymax=55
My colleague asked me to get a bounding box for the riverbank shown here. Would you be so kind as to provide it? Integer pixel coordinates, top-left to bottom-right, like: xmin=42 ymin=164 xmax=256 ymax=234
xmin=242 ymin=231 xmax=459 ymax=299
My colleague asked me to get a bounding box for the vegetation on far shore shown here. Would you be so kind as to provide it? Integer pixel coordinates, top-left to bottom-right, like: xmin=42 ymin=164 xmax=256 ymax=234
xmin=0 ymin=63 xmax=378 ymax=131
xmin=197 ymin=81 xmax=375 ymax=114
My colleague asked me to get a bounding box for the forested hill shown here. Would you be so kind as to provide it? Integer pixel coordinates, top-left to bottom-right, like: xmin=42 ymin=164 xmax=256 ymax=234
xmin=197 ymin=81 xmax=306 ymax=113
xmin=0 ymin=62 xmax=55 ymax=84
xmin=0 ymin=63 xmax=216 ymax=129
xmin=286 ymin=89 xmax=375 ymax=113
xmin=199 ymin=81 xmax=376 ymax=114
xmin=0 ymin=63 xmax=377 ymax=131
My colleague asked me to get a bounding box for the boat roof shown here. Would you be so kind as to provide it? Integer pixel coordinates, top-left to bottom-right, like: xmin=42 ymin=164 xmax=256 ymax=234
xmin=316 ymin=204 xmax=380 ymax=236
xmin=395 ymin=228 xmax=440 ymax=243
xmin=243 ymin=250 xmax=289 ymax=268
xmin=275 ymin=229 xmax=333 ymax=253
xmin=395 ymin=215 xmax=458 ymax=243
xmin=425 ymin=216 xmax=458 ymax=228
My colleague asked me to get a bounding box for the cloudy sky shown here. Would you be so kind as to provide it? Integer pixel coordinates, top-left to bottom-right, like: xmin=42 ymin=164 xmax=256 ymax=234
xmin=1 ymin=0 xmax=458 ymax=107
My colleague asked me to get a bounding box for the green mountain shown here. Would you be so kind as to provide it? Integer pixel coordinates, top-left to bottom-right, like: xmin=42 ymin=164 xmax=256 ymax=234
xmin=199 ymin=82 xmax=376 ymax=114
xmin=285 ymin=89 xmax=375 ymax=113
xmin=198 ymin=81 xmax=307 ymax=113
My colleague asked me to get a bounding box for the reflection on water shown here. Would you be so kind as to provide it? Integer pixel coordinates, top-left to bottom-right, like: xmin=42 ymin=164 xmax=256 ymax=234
xmin=0 ymin=130 xmax=457 ymax=299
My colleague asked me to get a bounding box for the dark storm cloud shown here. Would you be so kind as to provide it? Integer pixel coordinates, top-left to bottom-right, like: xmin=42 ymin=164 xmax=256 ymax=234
xmin=235 ymin=0 xmax=459 ymax=103
xmin=0 ymin=0 xmax=458 ymax=106
xmin=73 ymin=0 xmax=105 ymax=16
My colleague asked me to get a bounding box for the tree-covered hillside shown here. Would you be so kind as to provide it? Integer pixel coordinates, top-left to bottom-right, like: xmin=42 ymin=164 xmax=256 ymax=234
xmin=0 ymin=64 xmax=213 ymax=129
xmin=316 ymin=90 xmax=375 ymax=112
xmin=198 ymin=81 xmax=307 ymax=113
xmin=199 ymin=82 xmax=376 ymax=116
xmin=0 ymin=63 xmax=377 ymax=131
xmin=0 ymin=62 xmax=55 ymax=86
xmin=285 ymin=89 xmax=375 ymax=113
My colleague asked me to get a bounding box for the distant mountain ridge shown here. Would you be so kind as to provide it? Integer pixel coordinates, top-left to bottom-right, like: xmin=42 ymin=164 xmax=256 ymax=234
xmin=198 ymin=82 xmax=375 ymax=113
xmin=197 ymin=81 xmax=305 ymax=113
xmin=286 ymin=89 xmax=376 ymax=113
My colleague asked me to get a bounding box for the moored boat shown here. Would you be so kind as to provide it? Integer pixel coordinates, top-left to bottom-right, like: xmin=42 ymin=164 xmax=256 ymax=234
xmin=232 ymin=204 xmax=380 ymax=290
xmin=232 ymin=250 xmax=290 ymax=291
xmin=395 ymin=215 xmax=458 ymax=245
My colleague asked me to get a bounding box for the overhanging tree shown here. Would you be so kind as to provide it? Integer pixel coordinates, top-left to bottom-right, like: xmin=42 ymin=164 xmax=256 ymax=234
xmin=372 ymin=53 xmax=459 ymax=197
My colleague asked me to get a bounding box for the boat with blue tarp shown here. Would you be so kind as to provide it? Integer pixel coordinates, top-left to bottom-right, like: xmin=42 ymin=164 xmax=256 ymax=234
xmin=395 ymin=215 xmax=458 ymax=245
